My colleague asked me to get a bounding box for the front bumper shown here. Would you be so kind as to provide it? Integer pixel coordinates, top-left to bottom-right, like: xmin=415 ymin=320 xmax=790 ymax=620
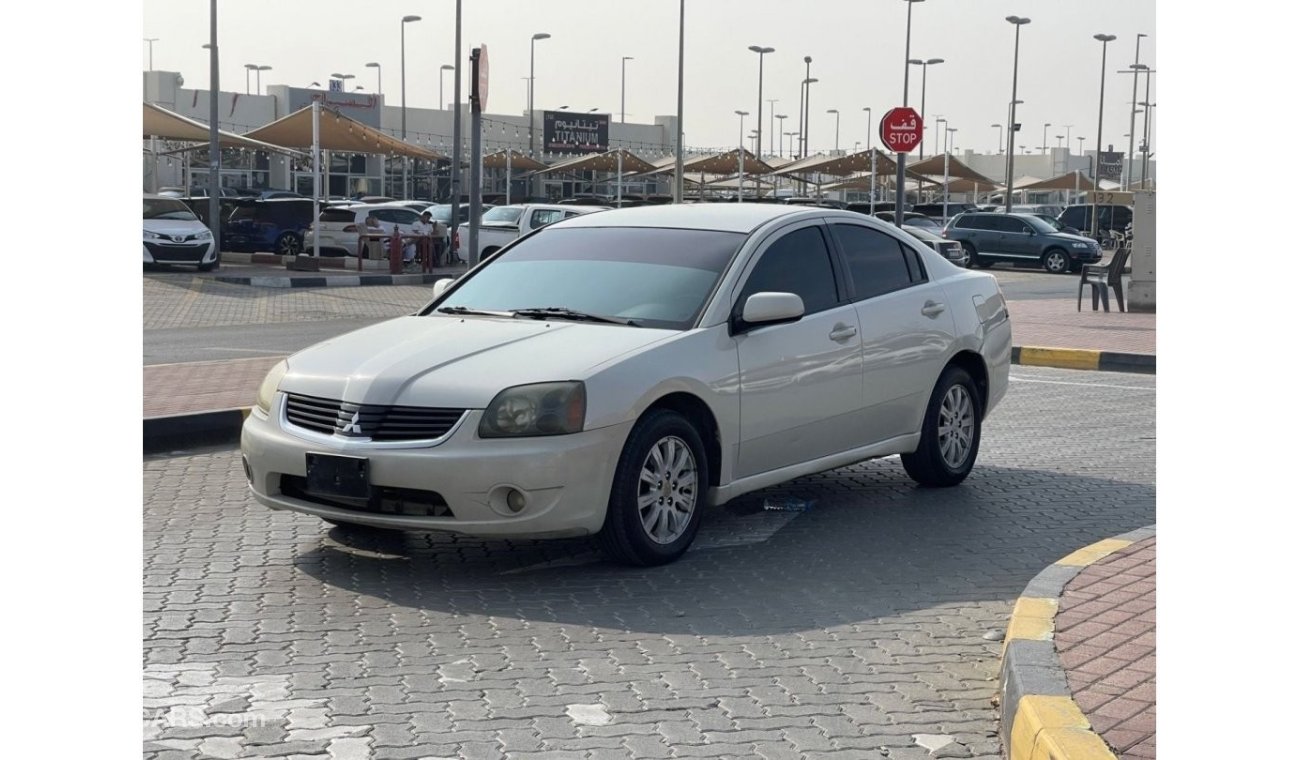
xmin=241 ymin=396 xmax=631 ymax=538
xmin=1069 ymin=247 xmax=1103 ymax=263
xmin=143 ymin=239 xmax=216 ymax=265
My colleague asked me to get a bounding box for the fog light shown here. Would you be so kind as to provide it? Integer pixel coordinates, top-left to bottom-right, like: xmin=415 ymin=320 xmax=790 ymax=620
xmin=505 ymin=488 xmax=526 ymax=513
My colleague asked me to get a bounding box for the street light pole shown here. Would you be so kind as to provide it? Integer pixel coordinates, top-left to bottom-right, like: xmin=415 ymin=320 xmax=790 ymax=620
xmin=1004 ymin=16 xmax=1031 ymax=214
xmin=801 ymin=56 xmax=812 ymax=157
xmin=1140 ymin=67 xmax=1156 ymax=188
xmin=735 ymin=110 xmax=748 ymax=203
xmin=1063 ymin=124 xmax=1073 ymax=152
xmin=674 ymin=0 xmax=684 ymax=203
xmin=365 ymin=62 xmax=382 ymax=97
xmin=898 ymin=0 xmax=925 ymax=228
xmin=529 ymin=32 xmax=551 ymax=199
xmin=767 ymin=98 xmax=779 ymax=156
xmin=144 ymin=38 xmax=158 ymax=70
xmin=1092 ymin=33 xmax=1117 ymax=237
xmin=827 ymin=109 xmax=840 ymax=152
xmin=908 ymin=57 xmax=943 ymax=159
xmin=991 ymin=123 xmax=1003 ymax=153
xmin=1041 ymin=122 xmax=1052 ymax=154
xmin=775 ymin=114 xmax=787 ymax=157
xmin=207 ymin=0 xmax=220 ymax=262
xmin=400 ymin=14 xmax=421 ymax=200
xmin=863 ymin=107 xmax=872 ymax=150
xmin=438 ymin=64 xmax=453 ymax=109
xmin=802 ymin=78 xmax=818 ymax=157
xmin=944 ymin=126 xmax=955 ymax=222
xmin=747 ymin=46 xmax=774 ymax=163
xmin=621 ymin=56 xmax=633 ymax=123
xmin=1125 ymin=33 xmax=1147 ymax=189
xmin=244 ymin=64 xmax=254 ymax=95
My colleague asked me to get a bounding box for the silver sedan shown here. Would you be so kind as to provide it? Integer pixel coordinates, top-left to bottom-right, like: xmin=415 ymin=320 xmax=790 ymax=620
xmin=241 ymin=204 xmax=1012 ymax=565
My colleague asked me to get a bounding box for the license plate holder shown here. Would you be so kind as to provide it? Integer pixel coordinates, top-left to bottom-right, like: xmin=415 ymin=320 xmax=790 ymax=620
xmin=305 ymin=453 xmax=371 ymax=499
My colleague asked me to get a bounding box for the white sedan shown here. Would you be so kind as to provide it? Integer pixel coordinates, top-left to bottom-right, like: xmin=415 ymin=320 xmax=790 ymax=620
xmin=241 ymin=204 xmax=1012 ymax=565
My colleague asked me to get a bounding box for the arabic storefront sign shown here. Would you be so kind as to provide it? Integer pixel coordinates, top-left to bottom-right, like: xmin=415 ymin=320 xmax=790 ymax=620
xmin=879 ymin=106 xmax=922 ymax=153
xmin=544 ymin=111 xmax=609 ymax=155
xmin=1097 ymin=151 xmax=1124 ymax=182
xmin=287 ymin=88 xmax=382 ymax=128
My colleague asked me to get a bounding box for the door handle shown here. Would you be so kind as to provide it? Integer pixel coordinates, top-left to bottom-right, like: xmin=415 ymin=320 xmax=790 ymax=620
xmin=921 ymin=300 xmax=946 ymax=318
xmin=829 ymin=323 xmax=858 ymax=342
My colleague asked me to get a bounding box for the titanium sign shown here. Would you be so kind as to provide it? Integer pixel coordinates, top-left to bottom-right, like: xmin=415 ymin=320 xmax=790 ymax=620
xmin=544 ymin=111 xmax=609 ymax=154
xmin=1097 ymin=151 xmax=1124 ymax=182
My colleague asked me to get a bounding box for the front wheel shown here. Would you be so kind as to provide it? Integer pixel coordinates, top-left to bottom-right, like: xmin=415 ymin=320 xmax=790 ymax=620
xmin=901 ymin=366 xmax=982 ymax=488
xmin=962 ymin=242 xmax=984 ymax=269
xmin=1042 ymin=248 xmax=1071 ymax=274
xmin=597 ymin=409 xmax=707 ymax=566
xmin=276 ymin=232 xmax=303 ymax=256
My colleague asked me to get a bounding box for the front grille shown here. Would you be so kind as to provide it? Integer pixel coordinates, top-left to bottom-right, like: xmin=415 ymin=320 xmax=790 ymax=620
xmin=279 ymin=474 xmax=453 ymax=518
xmin=145 ymin=241 xmax=208 ymax=261
xmin=284 ymin=393 xmax=465 ymax=442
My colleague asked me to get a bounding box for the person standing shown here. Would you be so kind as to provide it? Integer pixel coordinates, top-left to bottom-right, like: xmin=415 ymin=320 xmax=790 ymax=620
xmin=407 ymin=211 xmax=435 ymax=272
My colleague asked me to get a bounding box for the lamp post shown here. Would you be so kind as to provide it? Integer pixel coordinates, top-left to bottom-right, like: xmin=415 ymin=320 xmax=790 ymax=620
xmin=1125 ymin=33 xmax=1147 ymax=189
xmin=529 ymin=32 xmax=551 ymax=198
xmin=799 ymin=56 xmax=812 ymax=158
xmin=735 ymin=110 xmax=748 ymax=203
xmin=933 ymin=117 xmax=947 ymax=202
xmin=1004 ymin=15 xmax=1031 ymax=214
xmin=943 ymin=126 xmax=956 ymax=222
xmin=365 ymin=62 xmax=382 ymax=97
xmin=767 ymin=98 xmax=779 ymax=156
xmin=1140 ymin=65 xmax=1156 ymax=188
xmin=1041 ymin=122 xmax=1051 ymax=154
xmin=437 ymin=64 xmax=453 ymax=109
xmin=774 ymin=114 xmax=788 ymax=156
xmin=144 ymin=38 xmax=158 ymax=70
xmin=747 ymin=45 xmax=774 ymax=163
xmin=206 ymin=0 xmax=220 ymax=261
xmin=991 ymin=123 xmax=1003 ymax=153
xmin=244 ymin=63 xmax=255 ymax=95
xmin=1092 ymin=33 xmax=1117 ymax=237
xmin=784 ymin=131 xmax=797 ymax=159
xmin=827 ymin=109 xmax=840 ymax=152
xmin=898 ymin=0 xmax=926 ymax=228
xmin=674 ymin=0 xmax=684 ymax=203
xmin=907 ymin=57 xmax=944 ymax=159
xmin=399 ymin=15 xmax=421 ymax=198
xmin=801 ymin=77 xmax=818 ymax=157
xmin=1063 ymin=124 xmax=1073 ymax=152
xmin=863 ymin=107 xmax=872 ymax=150
xmin=255 ymin=65 xmax=271 ymax=95
xmin=331 ymin=72 xmax=355 ymax=88
xmin=620 ymin=56 xmax=634 ymax=123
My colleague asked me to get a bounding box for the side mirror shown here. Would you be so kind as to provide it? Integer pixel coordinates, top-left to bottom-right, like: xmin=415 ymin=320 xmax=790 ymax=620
xmin=431 ymin=278 xmax=454 ymax=298
xmin=741 ymin=292 xmax=805 ymax=326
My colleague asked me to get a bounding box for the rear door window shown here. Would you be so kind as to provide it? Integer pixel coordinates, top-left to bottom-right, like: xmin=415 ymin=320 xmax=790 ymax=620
xmin=830 ymin=224 xmax=915 ymax=300
xmin=530 ymin=209 xmax=566 ymax=228
xmin=320 ymin=208 xmax=356 ymax=224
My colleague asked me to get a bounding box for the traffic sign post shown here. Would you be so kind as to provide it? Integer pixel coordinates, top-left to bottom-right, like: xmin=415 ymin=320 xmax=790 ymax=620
xmin=880 ymin=106 xmax=923 ymax=228
xmin=468 ymin=45 xmax=487 ymax=266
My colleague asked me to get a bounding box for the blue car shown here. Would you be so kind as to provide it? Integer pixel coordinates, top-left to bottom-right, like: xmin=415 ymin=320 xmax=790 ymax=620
xmin=224 ymin=199 xmax=315 ymax=255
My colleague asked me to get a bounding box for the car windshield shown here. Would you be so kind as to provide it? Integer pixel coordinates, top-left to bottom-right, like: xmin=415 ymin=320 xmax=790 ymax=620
xmin=906 ymin=216 xmax=942 ymax=230
xmin=1023 ymin=215 xmax=1058 ymax=234
xmin=144 ymin=198 xmax=198 ymax=221
xmin=905 ymin=227 xmax=941 ymax=242
xmin=1035 ymin=214 xmax=1065 ymax=230
xmin=434 ymin=227 xmax=745 ymax=330
xmin=481 ymin=206 xmax=523 ymax=224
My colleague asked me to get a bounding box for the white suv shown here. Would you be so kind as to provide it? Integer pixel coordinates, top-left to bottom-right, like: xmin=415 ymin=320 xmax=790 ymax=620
xmin=304 ymin=203 xmax=425 ymax=258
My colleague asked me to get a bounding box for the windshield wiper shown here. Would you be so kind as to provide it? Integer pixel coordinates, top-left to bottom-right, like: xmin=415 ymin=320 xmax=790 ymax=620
xmin=436 ymin=305 xmax=517 ymax=317
xmin=511 ymin=307 xmax=639 ymax=326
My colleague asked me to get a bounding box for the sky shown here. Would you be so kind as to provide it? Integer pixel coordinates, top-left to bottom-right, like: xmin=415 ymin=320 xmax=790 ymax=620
xmin=141 ymin=0 xmax=1156 ymax=156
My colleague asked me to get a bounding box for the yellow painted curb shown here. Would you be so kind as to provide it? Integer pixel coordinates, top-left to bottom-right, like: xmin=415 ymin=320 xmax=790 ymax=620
xmin=1003 ymin=597 xmax=1058 ymax=655
xmin=1031 ymin=728 xmax=1118 ymax=760
xmin=1010 ymin=696 xmax=1118 ymax=760
xmin=1018 ymin=347 xmax=1101 ymax=371
xmin=1057 ymin=538 xmax=1133 ymax=567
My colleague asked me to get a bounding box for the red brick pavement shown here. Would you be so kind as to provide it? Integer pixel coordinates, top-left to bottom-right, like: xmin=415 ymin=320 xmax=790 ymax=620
xmin=143 ymin=357 xmax=282 ymax=418
xmin=1054 ymin=537 xmax=1156 ymax=759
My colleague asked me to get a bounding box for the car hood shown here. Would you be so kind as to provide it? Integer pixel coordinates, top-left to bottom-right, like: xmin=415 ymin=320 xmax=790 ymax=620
xmin=144 ymin=219 xmax=209 ymax=236
xmin=279 ymin=315 xmax=676 ymax=408
xmin=1052 ymin=232 xmax=1098 ymax=245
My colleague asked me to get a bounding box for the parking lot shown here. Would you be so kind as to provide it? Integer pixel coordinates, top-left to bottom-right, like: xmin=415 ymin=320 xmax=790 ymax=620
xmin=144 ymin=364 xmax=1154 ymax=760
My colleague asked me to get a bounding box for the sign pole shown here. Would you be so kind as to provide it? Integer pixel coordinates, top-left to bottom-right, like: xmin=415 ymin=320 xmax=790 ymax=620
xmin=312 ymin=101 xmax=320 ymax=258
xmin=616 ymin=150 xmax=623 ymax=206
xmin=468 ymin=46 xmax=483 ymax=267
xmin=505 ymin=150 xmax=511 ymax=205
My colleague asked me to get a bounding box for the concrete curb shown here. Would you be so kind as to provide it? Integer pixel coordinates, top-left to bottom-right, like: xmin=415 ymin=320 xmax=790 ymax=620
xmin=143 ymin=408 xmax=250 ymax=454
xmin=213 ymin=272 xmax=452 ymax=289
xmin=1012 ymin=346 xmax=1155 ymax=374
xmin=998 ymin=525 xmax=1156 ymax=760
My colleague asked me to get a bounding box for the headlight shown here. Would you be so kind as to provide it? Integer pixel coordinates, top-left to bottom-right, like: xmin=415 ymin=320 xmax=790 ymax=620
xmin=144 ymin=230 xmax=163 ymax=240
xmin=195 ymin=230 xmax=213 ymax=240
xmin=254 ymin=359 xmax=289 ymax=416
xmin=1071 ymin=242 xmax=1090 ymax=249
xmin=479 ymin=382 xmax=586 ymax=438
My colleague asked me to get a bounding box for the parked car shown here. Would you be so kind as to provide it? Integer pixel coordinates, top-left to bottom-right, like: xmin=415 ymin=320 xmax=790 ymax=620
xmin=910 ymin=202 xmax=977 ymax=220
xmin=177 ymin=196 xmax=242 ymax=230
xmin=143 ymin=194 xmax=218 ymax=271
xmin=455 ymin=203 xmax=607 ymax=263
xmin=1010 ymin=204 xmax=1064 ymax=218
xmin=1057 ymin=204 xmax=1133 ymax=237
xmin=784 ymin=197 xmax=847 ymax=209
xmin=873 ymin=211 xmax=946 ymax=235
xmin=905 ymin=227 xmax=968 ymax=267
xmin=225 ymin=199 xmax=316 ymax=256
xmin=942 ymin=212 xmax=1102 ymax=273
xmin=241 ymin=204 xmax=1011 ymax=565
xmin=304 ymin=203 xmax=426 ymax=258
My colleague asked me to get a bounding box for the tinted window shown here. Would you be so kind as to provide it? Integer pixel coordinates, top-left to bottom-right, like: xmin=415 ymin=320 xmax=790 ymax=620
xmin=955 ymin=214 xmax=988 ymax=230
xmin=320 ymin=208 xmax=356 ymax=223
xmin=144 ymin=198 xmax=198 ymax=220
xmin=269 ymin=202 xmax=312 ymax=225
xmin=228 ymin=205 xmax=259 ymax=221
xmin=738 ymin=226 xmax=839 ymax=316
xmin=988 ymin=216 xmax=1026 ymax=233
xmin=831 ymin=224 xmax=914 ymax=300
xmin=482 ymin=206 xmax=524 ymax=224
xmin=530 ymin=209 xmax=565 ymax=227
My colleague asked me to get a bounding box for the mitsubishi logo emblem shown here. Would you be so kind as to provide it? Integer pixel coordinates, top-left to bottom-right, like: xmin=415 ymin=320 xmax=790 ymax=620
xmin=339 ymin=410 xmax=363 ymax=435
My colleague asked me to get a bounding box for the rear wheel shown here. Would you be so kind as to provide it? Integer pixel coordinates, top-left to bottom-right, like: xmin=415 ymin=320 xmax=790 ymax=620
xmin=964 ymin=242 xmax=989 ymax=269
xmin=275 ymin=232 xmax=303 ymax=256
xmin=1042 ymin=248 xmax=1070 ymax=274
xmin=901 ymin=366 xmax=982 ymax=487
xmin=597 ymin=409 xmax=707 ymax=566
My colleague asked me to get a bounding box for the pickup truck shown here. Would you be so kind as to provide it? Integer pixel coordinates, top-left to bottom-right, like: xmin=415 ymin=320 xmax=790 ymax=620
xmin=455 ymin=203 xmax=608 ymax=263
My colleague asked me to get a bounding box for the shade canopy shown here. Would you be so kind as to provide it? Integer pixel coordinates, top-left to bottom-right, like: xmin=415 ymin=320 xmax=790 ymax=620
xmin=680 ymin=149 xmax=774 ymax=176
xmin=933 ymin=177 xmax=1005 ymax=194
xmin=244 ymin=105 xmax=444 ymax=160
xmin=1016 ymin=171 xmax=1097 ymax=192
xmin=143 ymin=102 xmax=295 ymax=152
xmin=906 ymin=153 xmax=1000 ymax=185
xmin=533 ymin=148 xmax=656 ymax=175
xmin=772 ymin=149 xmax=897 ymax=178
xmin=482 ymin=149 xmax=548 ymax=171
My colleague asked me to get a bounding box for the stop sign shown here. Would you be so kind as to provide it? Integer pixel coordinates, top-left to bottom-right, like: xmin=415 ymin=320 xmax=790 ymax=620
xmin=879 ymin=106 xmax=923 ymax=153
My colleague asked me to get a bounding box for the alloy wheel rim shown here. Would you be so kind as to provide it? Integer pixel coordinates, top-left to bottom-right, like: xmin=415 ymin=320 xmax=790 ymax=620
xmin=937 ymin=385 xmax=975 ymax=469
xmin=1047 ymin=252 xmax=1066 ymax=272
xmin=637 ymin=435 xmax=698 ymax=545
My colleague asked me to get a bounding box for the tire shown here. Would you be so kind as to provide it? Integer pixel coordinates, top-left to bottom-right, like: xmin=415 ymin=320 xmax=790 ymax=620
xmin=1042 ymin=248 xmax=1071 ymax=274
xmin=901 ymin=365 xmax=982 ymax=488
xmin=275 ymin=232 xmax=303 ymax=256
xmin=596 ymin=409 xmax=707 ymax=566
xmin=962 ymin=242 xmax=983 ymax=269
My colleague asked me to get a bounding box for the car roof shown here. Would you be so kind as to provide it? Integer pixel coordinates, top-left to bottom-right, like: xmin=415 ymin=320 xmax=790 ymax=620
xmin=557 ymin=203 xmax=884 ymax=234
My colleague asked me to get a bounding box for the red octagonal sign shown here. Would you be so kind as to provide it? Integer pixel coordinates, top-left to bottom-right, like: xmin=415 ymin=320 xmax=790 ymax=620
xmin=880 ymin=106 xmax=923 ymax=153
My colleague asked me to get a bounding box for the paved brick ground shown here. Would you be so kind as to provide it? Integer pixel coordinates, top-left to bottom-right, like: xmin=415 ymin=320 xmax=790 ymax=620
xmin=1002 ymin=298 xmax=1154 ymax=356
xmin=143 ymin=367 xmax=1155 ymax=759
xmin=1054 ymin=538 xmax=1156 ymax=759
